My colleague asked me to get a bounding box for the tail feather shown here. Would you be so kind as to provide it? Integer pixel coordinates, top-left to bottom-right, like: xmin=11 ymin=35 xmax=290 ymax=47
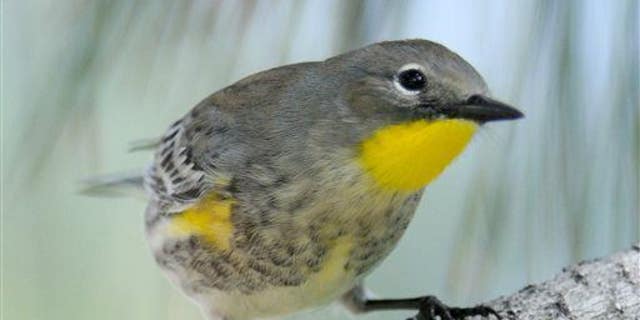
xmin=82 ymin=138 xmax=158 ymax=198
xmin=80 ymin=172 xmax=146 ymax=198
xmin=128 ymin=137 xmax=160 ymax=152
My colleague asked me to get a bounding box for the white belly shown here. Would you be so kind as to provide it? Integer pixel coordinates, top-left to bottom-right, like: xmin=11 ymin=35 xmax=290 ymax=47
xmin=193 ymin=240 xmax=357 ymax=320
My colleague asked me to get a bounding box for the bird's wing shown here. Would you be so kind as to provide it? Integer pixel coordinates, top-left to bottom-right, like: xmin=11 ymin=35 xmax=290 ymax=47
xmin=145 ymin=62 xmax=320 ymax=213
xmin=144 ymin=108 xmax=231 ymax=213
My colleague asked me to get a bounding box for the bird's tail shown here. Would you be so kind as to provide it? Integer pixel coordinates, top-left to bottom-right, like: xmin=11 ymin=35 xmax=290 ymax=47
xmin=82 ymin=137 xmax=159 ymax=198
xmin=80 ymin=172 xmax=146 ymax=198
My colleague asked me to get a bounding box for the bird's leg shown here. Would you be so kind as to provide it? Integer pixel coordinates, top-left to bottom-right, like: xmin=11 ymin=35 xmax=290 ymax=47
xmin=341 ymin=285 xmax=501 ymax=320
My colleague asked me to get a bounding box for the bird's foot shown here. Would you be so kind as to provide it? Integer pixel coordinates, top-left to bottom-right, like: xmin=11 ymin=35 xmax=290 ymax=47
xmin=409 ymin=296 xmax=501 ymax=320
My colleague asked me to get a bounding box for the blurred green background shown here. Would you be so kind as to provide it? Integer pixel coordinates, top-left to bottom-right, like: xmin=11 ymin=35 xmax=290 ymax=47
xmin=2 ymin=1 xmax=638 ymax=319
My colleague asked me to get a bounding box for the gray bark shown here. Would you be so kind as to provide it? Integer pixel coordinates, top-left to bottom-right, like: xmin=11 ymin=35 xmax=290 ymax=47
xmin=488 ymin=244 xmax=640 ymax=319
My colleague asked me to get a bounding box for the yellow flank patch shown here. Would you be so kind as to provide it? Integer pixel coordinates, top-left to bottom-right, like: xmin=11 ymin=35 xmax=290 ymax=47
xmin=169 ymin=193 xmax=235 ymax=251
xmin=358 ymin=119 xmax=477 ymax=192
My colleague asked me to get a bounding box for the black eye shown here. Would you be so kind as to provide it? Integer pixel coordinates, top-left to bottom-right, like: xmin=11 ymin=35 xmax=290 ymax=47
xmin=398 ymin=69 xmax=427 ymax=91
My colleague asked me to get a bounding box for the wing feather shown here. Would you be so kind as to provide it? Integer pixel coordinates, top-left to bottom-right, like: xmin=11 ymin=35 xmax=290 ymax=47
xmin=144 ymin=118 xmax=211 ymax=212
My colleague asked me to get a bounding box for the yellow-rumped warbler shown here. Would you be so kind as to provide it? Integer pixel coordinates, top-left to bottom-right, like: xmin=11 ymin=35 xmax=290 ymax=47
xmin=104 ymin=39 xmax=523 ymax=320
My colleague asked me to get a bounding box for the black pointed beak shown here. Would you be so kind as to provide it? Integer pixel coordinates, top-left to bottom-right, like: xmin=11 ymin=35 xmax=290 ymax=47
xmin=445 ymin=94 xmax=524 ymax=123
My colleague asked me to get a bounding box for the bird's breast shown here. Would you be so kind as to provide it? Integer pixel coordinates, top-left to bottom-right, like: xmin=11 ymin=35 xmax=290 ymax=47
xmin=145 ymin=161 xmax=423 ymax=318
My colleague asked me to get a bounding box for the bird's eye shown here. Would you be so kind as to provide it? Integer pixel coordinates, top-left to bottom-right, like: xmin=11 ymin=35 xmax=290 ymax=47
xmin=398 ymin=69 xmax=427 ymax=91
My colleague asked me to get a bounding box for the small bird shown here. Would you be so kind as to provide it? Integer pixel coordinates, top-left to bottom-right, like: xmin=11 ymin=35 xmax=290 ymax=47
xmin=114 ymin=39 xmax=523 ymax=320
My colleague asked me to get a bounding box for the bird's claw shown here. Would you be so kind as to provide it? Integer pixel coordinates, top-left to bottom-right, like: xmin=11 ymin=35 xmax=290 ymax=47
xmin=407 ymin=296 xmax=501 ymax=320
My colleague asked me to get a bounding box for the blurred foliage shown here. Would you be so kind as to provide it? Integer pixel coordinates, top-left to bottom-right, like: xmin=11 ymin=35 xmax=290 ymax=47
xmin=2 ymin=1 xmax=638 ymax=320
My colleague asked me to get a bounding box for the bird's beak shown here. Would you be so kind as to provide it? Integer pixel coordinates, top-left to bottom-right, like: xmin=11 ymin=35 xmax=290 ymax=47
xmin=445 ymin=95 xmax=524 ymax=123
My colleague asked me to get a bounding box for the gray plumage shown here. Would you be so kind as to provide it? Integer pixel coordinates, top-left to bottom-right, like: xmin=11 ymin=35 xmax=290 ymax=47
xmin=103 ymin=39 xmax=521 ymax=320
xmin=145 ymin=40 xmax=487 ymax=213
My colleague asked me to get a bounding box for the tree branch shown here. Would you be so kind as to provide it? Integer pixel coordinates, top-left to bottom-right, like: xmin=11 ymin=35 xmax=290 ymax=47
xmin=487 ymin=243 xmax=640 ymax=319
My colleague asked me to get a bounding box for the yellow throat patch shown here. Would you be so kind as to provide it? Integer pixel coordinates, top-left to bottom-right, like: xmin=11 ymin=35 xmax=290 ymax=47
xmin=358 ymin=119 xmax=477 ymax=192
xmin=169 ymin=193 xmax=235 ymax=251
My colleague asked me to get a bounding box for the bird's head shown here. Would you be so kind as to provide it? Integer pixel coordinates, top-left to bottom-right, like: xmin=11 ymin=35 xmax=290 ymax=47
xmin=324 ymin=39 xmax=523 ymax=192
